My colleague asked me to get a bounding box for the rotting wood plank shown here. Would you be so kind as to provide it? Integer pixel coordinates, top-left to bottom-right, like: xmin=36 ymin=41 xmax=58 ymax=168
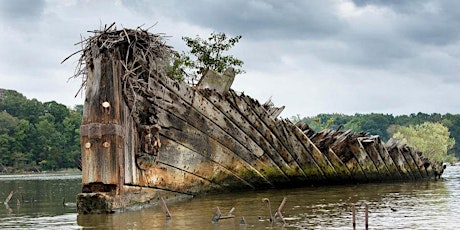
xmin=307 ymin=130 xmax=352 ymax=182
xmin=286 ymin=121 xmax=339 ymax=179
xmin=122 ymin=103 xmax=137 ymax=185
xmin=181 ymin=93 xmax=293 ymax=182
xmin=156 ymin=108 xmax=274 ymax=186
xmin=391 ymin=144 xmax=417 ymax=180
xmin=155 ymin=110 xmax=271 ymax=188
xmin=385 ymin=143 xmax=414 ymax=180
xmin=356 ymin=139 xmax=386 ymax=181
xmin=155 ymin=135 xmax=253 ymax=190
xmin=137 ymin=160 xmax=220 ymax=195
xmin=217 ymin=91 xmax=309 ymax=181
xmin=359 ymin=138 xmax=393 ymax=180
xmin=150 ymin=76 xmax=291 ymax=184
xmin=374 ymin=138 xmax=402 ymax=180
xmin=81 ymin=50 xmax=125 ymax=189
xmin=152 ymin=103 xmax=277 ymax=187
xmin=284 ymin=122 xmax=331 ymax=179
xmin=277 ymin=120 xmax=325 ymax=182
xmin=414 ymin=151 xmax=430 ymax=178
xmin=349 ymin=137 xmax=381 ymax=181
xmin=233 ymin=93 xmax=331 ymax=182
xmin=400 ymin=146 xmax=423 ymax=180
xmin=145 ymin=80 xmax=287 ymax=185
xmin=159 ymin=131 xmax=258 ymax=189
xmin=328 ymin=133 xmax=368 ymax=182
xmin=409 ymin=149 xmax=427 ymax=178
xmin=203 ymin=90 xmax=302 ymax=180
xmin=308 ymin=130 xmax=358 ymax=182
xmin=326 ymin=148 xmax=353 ymax=181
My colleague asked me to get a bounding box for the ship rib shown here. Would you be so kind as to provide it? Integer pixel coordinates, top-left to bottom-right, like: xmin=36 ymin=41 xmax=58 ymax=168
xmin=148 ymin=76 xmax=286 ymax=186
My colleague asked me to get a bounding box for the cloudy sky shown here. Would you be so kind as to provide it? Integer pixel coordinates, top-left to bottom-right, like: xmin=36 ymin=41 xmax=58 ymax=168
xmin=1 ymin=0 xmax=459 ymax=118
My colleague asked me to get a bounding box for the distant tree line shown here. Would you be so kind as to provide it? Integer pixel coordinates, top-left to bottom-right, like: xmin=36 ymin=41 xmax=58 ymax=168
xmin=2 ymin=86 xmax=458 ymax=172
xmin=0 ymin=89 xmax=82 ymax=173
xmin=292 ymin=112 xmax=460 ymax=161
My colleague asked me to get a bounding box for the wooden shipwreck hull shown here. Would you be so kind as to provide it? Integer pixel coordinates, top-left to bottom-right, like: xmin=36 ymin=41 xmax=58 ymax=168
xmin=73 ymin=26 xmax=445 ymax=214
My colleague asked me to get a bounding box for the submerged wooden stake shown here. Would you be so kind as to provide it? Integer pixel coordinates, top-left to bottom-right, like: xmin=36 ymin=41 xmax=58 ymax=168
xmin=351 ymin=203 xmax=369 ymax=229
xmin=365 ymin=204 xmax=369 ymax=230
xmin=240 ymin=216 xmax=247 ymax=225
xmin=160 ymin=197 xmax=172 ymax=220
xmin=262 ymin=197 xmax=287 ymax=225
xmin=4 ymin=191 xmax=14 ymax=205
xmin=262 ymin=198 xmax=273 ymax=223
xmin=274 ymin=197 xmax=287 ymax=224
xmin=211 ymin=206 xmax=235 ymax=223
xmin=211 ymin=207 xmax=222 ymax=223
xmin=352 ymin=204 xmax=356 ymax=230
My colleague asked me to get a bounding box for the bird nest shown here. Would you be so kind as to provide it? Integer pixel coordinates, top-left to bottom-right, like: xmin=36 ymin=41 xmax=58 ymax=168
xmin=63 ymin=22 xmax=174 ymax=98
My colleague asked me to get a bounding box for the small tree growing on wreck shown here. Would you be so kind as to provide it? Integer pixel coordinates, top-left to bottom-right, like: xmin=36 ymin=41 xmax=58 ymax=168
xmin=167 ymin=32 xmax=245 ymax=84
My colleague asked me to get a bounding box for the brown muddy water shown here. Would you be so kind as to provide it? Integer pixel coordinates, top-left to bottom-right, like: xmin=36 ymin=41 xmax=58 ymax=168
xmin=1 ymin=166 xmax=459 ymax=230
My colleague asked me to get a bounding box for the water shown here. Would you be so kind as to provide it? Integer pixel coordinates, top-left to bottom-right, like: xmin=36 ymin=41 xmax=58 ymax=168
xmin=0 ymin=172 xmax=81 ymax=229
xmin=1 ymin=167 xmax=460 ymax=229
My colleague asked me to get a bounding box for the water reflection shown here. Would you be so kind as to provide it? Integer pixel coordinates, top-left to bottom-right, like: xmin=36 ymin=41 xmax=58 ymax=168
xmin=76 ymin=178 xmax=453 ymax=229
xmin=0 ymin=172 xmax=81 ymax=229
xmin=1 ymin=168 xmax=460 ymax=229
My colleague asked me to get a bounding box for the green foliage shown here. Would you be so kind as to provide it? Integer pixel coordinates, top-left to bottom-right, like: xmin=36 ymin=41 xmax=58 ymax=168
xmin=0 ymin=89 xmax=82 ymax=172
xmin=167 ymin=32 xmax=245 ymax=83
xmin=392 ymin=122 xmax=456 ymax=162
xmin=295 ymin=112 xmax=460 ymax=160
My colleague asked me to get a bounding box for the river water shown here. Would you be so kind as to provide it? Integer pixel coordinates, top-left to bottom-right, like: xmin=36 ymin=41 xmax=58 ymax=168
xmin=0 ymin=166 xmax=459 ymax=229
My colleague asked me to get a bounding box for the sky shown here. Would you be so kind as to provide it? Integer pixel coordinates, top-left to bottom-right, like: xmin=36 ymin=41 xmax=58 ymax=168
xmin=1 ymin=0 xmax=460 ymax=118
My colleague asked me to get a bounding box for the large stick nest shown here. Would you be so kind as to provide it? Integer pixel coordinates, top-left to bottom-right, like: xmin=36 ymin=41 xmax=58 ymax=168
xmin=64 ymin=23 xmax=174 ymax=98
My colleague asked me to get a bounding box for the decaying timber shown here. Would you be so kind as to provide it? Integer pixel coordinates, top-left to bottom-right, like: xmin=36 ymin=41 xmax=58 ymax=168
xmin=69 ymin=24 xmax=445 ymax=214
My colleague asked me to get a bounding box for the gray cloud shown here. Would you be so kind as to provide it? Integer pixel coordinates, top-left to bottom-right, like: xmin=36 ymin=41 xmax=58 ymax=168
xmin=1 ymin=0 xmax=460 ymax=117
xmin=0 ymin=0 xmax=45 ymax=25
xmin=156 ymin=0 xmax=346 ymax=40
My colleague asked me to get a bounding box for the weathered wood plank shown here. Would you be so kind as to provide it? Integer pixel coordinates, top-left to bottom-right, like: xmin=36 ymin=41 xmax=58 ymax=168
xmin=286 ymin=121 xmax=339 ymax=179
xmin=385 ymin=140 xmax=415 ymax=180
xmin=306 ymin=129 xmax=352 ymax=182
xmin=400 ymin=146 xmax=424 ymax=179
xmin=220 ymin=92 xmax=310 ymax=181
xmin=374 ymin=138 xmax=402 ymax=180
xmin=154 ymin=109 xmax=272 ymax=188
xmin=328 ymin=132 xmax=368 ymax=182
xmin=150 ymin=76 xmax=291 ymax=184
xmin=357 ymin=138 xmax=389 ymax=180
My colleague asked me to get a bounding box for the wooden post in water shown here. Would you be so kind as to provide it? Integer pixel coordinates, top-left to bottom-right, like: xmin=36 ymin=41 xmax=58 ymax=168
xmin=160 ymin=197 xmax=172 ymax=220
xmin=352 ymin=204 xmax=356 ymax=230
xmin=80 ymin=47 xmax=125 ymax=194
xmin=3 ymin=191 xmax=14 ymax=205
xmin=365 ymin=204 xmax=369 ymax=230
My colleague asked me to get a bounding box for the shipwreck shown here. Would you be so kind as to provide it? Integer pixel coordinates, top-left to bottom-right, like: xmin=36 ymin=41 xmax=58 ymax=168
xmin=70 ymin=25 xmax=445 ymax=214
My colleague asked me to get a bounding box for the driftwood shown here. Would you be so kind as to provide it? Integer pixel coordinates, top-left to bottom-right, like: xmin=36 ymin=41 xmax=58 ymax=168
xmin=262 ymin=197 xmax=286 ymax=224
xmin=0 ymin=163 xmax=7 ymax=173
xmin=160 ymin=197 xmax=172 ymax=220
xmin=4 ymin=191 xmax=14 ymax=205
xmin=211 ymin=206 xmax=235 ymax=223
xmin=68 ymin=24 xmax=444 ymax=214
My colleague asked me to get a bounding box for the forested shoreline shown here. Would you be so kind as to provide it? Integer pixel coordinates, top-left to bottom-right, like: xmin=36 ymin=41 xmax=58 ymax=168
xmin=1 ymin=87 xmax=459 ymax=172
xmin=0 ymin=89 xmax=81 ymax=173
